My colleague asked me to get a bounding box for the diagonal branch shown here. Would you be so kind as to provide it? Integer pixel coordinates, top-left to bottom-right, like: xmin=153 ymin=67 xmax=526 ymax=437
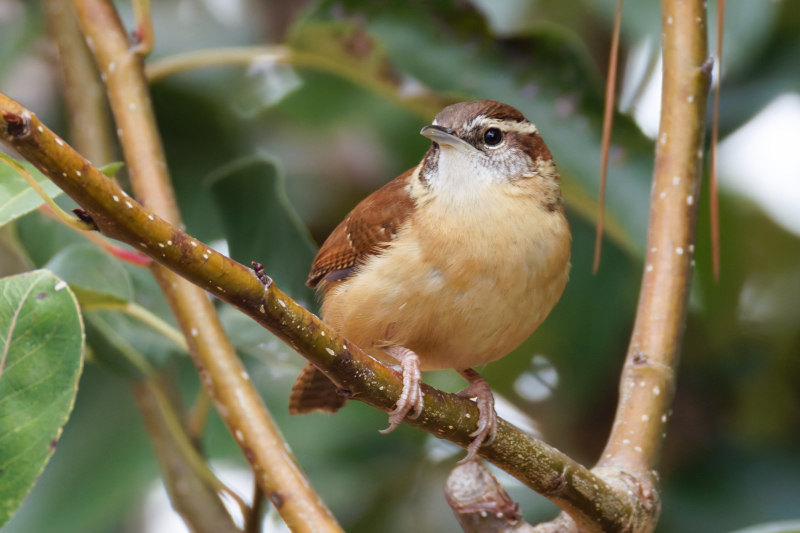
xmin=67 ymin=1 xmax=342 ymax=531
xmin=1 ymin=93 xmax=641 ymax=533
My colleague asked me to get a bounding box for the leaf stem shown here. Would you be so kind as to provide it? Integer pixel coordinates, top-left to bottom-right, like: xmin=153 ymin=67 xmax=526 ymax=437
xmin=0 ymin=152 xmax=93 ymax=231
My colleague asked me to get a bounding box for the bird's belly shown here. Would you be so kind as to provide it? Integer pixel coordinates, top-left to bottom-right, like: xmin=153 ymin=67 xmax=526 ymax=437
xmin=321 ymin=221 xmax=570 ymax=371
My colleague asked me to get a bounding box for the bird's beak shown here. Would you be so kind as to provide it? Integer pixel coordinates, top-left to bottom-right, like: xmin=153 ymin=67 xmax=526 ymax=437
xmin=420 ymin=125 xmax=479 ymax=153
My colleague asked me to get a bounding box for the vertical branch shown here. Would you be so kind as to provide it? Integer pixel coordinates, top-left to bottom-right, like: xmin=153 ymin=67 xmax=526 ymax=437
xmin=133 ymin=378 xmax=242 ymax=533
xmin=44 ymin=0 xmax=114 ymax=166
xmin=599 ymin=0 xmax=710 ymax=477
xmin=43 ymin=7 xmax=233 ymax=525
xmin=69 ymin=1 xmax=343 ymax=532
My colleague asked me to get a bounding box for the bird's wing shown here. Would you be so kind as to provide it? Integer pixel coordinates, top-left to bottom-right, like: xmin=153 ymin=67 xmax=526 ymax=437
xmin=307 ymin=167 xmax=418 ymax=288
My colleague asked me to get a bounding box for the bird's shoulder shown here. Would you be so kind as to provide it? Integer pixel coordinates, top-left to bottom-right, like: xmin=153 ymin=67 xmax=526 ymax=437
xmin=306 ymin=166 xmax=418 ymax=289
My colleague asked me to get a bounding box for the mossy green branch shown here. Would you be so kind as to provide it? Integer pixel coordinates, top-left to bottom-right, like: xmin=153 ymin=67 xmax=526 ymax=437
xmin=2 ymin=93 xmax=641 ymax=533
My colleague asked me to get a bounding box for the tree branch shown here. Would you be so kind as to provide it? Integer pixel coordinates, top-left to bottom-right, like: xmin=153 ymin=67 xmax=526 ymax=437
xmin=133 ymin=376 xmax=241 ymax=533
xmin=598 ymin=0 xmax=710 ymax=476
xmin=1 ymin=93 xmax=640 ymax=533
xmin=67 ymin=1 xmax=342 ymax=531
xmin=44 ymin=0 xmax=115 ymax=167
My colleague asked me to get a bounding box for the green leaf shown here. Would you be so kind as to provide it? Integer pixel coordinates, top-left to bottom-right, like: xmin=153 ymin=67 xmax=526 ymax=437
xmin=43 ymin=243 xmax=180 ymax=373
xmin=207 ymin=156 xmax=318 ymax=305
xmin=726 ymin=521 xmax=800 ymax=533
xmin=44 ymin=243 xmax=134 ymax=307
xmin=97 ymin=162 xmax=125 ymax=179
xmin=0 ymin=162 xmax=64 ymax=228
xmin=0 ymin=270 xmax=85 ymax=528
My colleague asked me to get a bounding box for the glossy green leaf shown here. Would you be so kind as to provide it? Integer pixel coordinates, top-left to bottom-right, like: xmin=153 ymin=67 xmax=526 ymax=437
xmin=44 ymin=243 xmax=179 ymax=373
xmin=207 ymin=156 xmax=318 ymax=305
xmin=44 ymin=243 xmax=134 ymax=306
xmin=0 ymin=162 xmax=64 ymax=228
xmin=0 ymin=270 xmax=84 ymax=528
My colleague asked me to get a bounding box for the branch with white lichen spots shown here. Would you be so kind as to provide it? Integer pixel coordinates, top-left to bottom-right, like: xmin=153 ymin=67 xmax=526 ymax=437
xmin=2 ymin=91 xmax=647 ymax=532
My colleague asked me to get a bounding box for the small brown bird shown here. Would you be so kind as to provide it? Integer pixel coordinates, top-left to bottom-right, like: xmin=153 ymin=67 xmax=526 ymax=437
xmin=290 ymin=100 xmax=571 ymax=460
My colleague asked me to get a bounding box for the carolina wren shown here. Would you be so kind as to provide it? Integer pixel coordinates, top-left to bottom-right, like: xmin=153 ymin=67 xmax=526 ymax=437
xmin=289 ymin=100 xmax=571 ymax=460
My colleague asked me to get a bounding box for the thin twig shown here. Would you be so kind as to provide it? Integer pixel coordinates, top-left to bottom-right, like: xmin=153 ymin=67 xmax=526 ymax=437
xmin=68 ymin=1 xmax=343 ymax=531
xmin=0 ymin=152 xmax=93 ymax=231
xmin=46 ymin=2 xmax=236 ymax=531
xmin=145 ymin=46 xmax=451 ymax=120
xmin=1 ymin=95 xmax=644 ymax=533
xmin=82 ymin=300 xmax=187 ymax=351
xmin=593 ymin=0 xmax=624 ymax=274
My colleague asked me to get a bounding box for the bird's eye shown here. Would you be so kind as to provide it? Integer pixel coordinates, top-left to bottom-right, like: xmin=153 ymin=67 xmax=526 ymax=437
xmin=483 ymin=128 xmax=503 ymax=146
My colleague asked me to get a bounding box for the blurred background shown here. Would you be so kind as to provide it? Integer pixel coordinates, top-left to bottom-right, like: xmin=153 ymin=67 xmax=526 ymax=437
xmin=1 ymin=0 xmax=799 ymax=531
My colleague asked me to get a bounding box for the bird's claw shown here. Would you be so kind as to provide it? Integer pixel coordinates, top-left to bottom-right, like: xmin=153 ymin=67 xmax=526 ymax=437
xmin=457 ymin=370 xmax=497 ymax=463
xmin=379 ymin=347 xmax=423 ymax=434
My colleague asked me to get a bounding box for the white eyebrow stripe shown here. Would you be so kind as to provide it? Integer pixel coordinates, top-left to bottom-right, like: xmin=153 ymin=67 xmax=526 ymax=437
xmin=497 ymin=120 xmax=538 ymax=134
xmin=467 ymin=116 xmax=538 ymax=135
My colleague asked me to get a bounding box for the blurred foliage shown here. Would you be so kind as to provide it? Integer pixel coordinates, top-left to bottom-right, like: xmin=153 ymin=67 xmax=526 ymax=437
xmin=0 ymin=0 xmax=799 ymax=532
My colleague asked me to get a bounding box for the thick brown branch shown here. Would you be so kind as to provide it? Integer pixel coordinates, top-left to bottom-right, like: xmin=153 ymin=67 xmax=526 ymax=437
xmin=67 ymin=1 xmax=341 ymax=532
xmin=1 ymin=94 xmax=640 ymax=533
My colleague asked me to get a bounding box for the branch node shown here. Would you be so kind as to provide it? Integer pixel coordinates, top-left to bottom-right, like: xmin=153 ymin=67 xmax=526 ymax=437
xmin=251 ymin=261 xmax=273 ymax=288
xmin=267 ymin=491 xmax=284 ymax=509
xmin=2 ymin=111 xmax=30 ymax=138
xmin=592 ymin=466 xmax=660 ymax=531
xmin=701 ymin=56 xmax=714 ymax=77
xmin=542 ymin=470 xmax=567 ymax=496
xmin=72 ymin=207 xmax=97 ymax=229
xmin=632 ymin=350 xmax=647 ymax=366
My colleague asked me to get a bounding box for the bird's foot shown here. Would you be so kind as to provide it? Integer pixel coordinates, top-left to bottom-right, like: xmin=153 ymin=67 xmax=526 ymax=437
xmin=379 ymin=346 xmax=423 ymax=434
xmin=456 ymin=368 xmax=497 ymax=463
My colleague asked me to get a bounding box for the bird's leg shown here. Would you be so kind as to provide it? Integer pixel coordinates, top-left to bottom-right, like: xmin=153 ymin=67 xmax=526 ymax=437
xmin=456 ymin=368 xmax=498 ymax=463
xmin=379 ymin=346 xmax=424 ymax=434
